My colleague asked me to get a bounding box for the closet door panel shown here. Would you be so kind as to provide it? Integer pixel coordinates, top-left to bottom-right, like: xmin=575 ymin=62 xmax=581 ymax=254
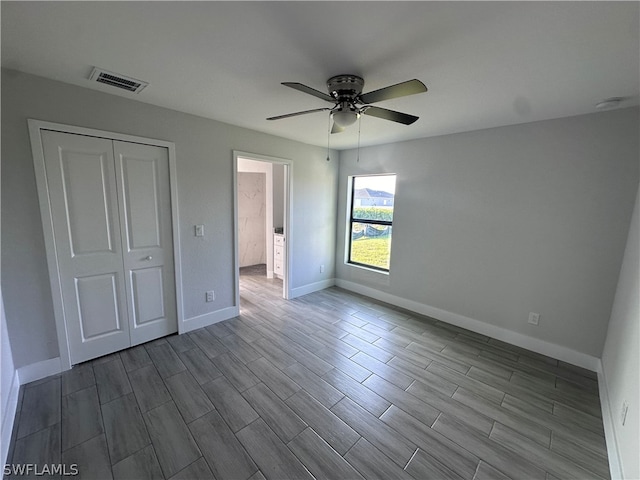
xmin=114 ymin=141 xmax=177 ymax=345
xmin=41 ymin=131 xmax=131 ymax=364
xmin=75 ymin=273 xmax=123 ymax=339
xmin=131 ymin=267 xmax=166 ymax=325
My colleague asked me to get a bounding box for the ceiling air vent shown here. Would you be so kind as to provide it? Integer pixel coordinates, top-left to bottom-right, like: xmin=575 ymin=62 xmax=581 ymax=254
xmin=89 ymin=67 xmax=148 ymax=93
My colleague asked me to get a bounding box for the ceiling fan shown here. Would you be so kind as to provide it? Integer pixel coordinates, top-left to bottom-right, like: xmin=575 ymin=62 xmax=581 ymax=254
xmin=267 ymin=75 xmax=428 ymax=133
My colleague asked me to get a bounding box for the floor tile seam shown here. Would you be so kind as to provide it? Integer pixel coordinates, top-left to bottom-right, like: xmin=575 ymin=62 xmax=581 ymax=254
xmin=161 ymin=365 xmax=204 ymax=391
xmin=506 ymin=378 xmax=601 ymax=411
xmin=9 ymin=389 xmax=26 ymax=448
xmin=241 ymin=380 xmax=308 ymax=427
xmin=383 ymin=355 xmax=435 ymax=378
xmin=496 ymin=419 xmax=606 ymax=470
xmin=548 ymin=430 xmax=609 ymax=467
xmin=109 ymin=441 xmax=155 ymax=469
xmin=350 ymin=351 xmax=413 ymax=384
xmin=60 ymin=398 xmax=105 ymax=452
xmin=287 ymin=378 xmax=344 ymax=409
xmin=548 ymin=428 xmax=609 ymax=460
xmin=196 ymin=384 xmax=243 ymax=435
xmin=172 ymin=455 xmax=208 ymax=480
xmin=17 ymin=380 xmax=62 ymax=433
xmin=399 ymin=377 xmax=493 ymax=430
xmin=161 ymin=391 xmax=204 ymax=425
xmin=120 ymin=359 xmax=154 ymax=375
xmin=331 ymin=398 xmax=420 ymax=467
xmin=406 ymin=343 xmax=472 ymax=372
xmin=439 ymin=347 xmax=514 ymax=380
xmin=130 ymin=385 xmax=174 ymax=415
xmin=14 ymin=419 xmax=61 ymax=445
xmin=520 ymin=358 xmax=598 ymax=383
xmin=59 ymin=430 xmax=106 ymax=456
xmin=22 ymin=374 xmax=62 ymax=391
xmin=95 ymin=387 xmax=117 ymax=471
xmin=550 ymin=402 xmax=606 ymax=433
xmin=488 ymin=422 xmax=607 ymax=480
xmin=431 ymin=415 xmax=521 ymax=474
xmin=142 ymin=402 xmax=204 ymax=479
xmin=185 ymin=415 xmax=255 ymax=477
xmin=451 ymin=386 xmax=554 ymax=443
xmin=376 ymin=397 xmax=446 ymax=443
xmin=502 ymin=403 xmax=608 ymax=455
xmin=336 ymin=323 xmax=382 ymax=343
xmin=129 ymin=397 xmax=164 ymax=452
xmin=249 ymin=362 xmax=305 ymax=402
xmin=402 ymin=447 xmax=420 ymax=470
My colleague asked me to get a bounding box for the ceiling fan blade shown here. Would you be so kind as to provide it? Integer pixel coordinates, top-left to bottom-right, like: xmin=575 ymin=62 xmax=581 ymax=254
xmin=282 ymin=82 xmax=334 ymax=102
xmin=358 ymin=79 xmax=427 ymax=104
xmin=267 ymin=107 xmax=331 ymax=121
xmin=331 ymin=122 xmax=345 ymax=134
xmin=363 ymin=106 xmax=419 ymax=125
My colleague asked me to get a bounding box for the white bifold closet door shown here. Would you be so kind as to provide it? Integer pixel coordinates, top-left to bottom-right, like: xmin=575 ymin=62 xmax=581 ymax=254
xmin=41 ymin=130 xmax=177 ymax=364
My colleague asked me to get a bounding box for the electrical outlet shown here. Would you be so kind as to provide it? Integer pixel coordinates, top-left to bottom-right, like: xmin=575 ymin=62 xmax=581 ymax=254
xmin=528 ymin=312 xmax=540 ymax=325
xmin=206 ymin=290 xmax=215 ymax=302
xmin=621 ymin=401 xmax=629 ymax=426
xmin=320 ymin=264 xmax=325 ymax=273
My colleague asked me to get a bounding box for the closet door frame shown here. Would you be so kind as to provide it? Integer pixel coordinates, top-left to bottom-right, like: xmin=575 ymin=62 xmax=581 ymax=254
xmin=29 ymin=119 xmax=184 ymax=371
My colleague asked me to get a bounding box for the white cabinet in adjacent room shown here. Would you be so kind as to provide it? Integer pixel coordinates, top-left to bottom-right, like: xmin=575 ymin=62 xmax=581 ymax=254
xmin=273 ymin=233 xmax=285 ymax=278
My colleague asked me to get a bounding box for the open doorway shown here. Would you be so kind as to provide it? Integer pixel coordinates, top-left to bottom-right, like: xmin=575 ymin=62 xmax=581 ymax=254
xmin=233 ymin=151 xmax=291 ymax=307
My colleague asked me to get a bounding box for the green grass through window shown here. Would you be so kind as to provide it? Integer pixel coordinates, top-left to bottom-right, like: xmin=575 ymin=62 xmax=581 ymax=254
xmin=350 ymin=237 xmax=391 ymax=270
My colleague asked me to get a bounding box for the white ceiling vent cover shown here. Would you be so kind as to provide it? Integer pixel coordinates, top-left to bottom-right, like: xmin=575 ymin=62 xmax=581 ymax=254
xmin=89 ymin=67 xmax=148 ymax=93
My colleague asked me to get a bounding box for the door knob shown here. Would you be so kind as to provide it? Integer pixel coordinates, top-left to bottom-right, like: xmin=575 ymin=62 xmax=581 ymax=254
xmin=145 ymin=255 xmax=153 ymax=261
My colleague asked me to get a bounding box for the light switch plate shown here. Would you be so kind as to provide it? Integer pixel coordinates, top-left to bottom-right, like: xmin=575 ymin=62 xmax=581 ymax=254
xmin=195 ymin=224 xmax=205 ymax=237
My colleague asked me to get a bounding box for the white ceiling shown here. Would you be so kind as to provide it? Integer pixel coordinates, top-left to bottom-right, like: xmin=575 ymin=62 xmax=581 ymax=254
xmin=2 ymin=2 xmax=638 ymax=150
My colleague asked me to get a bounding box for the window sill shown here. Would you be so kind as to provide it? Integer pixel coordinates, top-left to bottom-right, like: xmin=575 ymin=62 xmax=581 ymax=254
xmin=345 ymin=262 xmax=390 ymax=276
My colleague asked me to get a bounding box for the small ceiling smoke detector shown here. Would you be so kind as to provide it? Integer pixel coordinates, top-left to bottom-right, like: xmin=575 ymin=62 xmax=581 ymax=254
xmin=595 ymin=97 xmax=623 ymax=110
xmin=89 ymin=67 xmax=148 ymax=93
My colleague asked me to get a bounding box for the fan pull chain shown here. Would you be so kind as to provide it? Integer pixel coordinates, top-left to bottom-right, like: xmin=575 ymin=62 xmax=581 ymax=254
xmin=356 ymin=114 xmax=362 ymax=162
xmin=326 ymin=114 xmax=331 ymax=161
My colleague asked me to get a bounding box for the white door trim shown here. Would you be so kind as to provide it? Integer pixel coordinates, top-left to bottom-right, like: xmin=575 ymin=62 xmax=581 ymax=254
xmin=233 ymin=151 xmax=292 ymax=303
xmin=28 ymin=119 xmax=184 ymax=371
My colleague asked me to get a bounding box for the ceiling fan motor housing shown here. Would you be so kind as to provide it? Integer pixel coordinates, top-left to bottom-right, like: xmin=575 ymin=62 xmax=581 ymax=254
xmin=327 ymin=75 xmax=365 ymax=102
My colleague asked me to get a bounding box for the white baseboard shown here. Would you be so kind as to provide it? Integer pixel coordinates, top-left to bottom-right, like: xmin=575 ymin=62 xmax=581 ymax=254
xmin=180 ymin=306 xmax=240 ymax=334
xmin=597 ymin=362 xmax=623 ymax=480
xmin=1 ymin=369 xmax=20 ymax=466
xmin=17 ymin=357 xmax=62 ymax=385
xmin=335 ymin=279 xmax=600 ymax=372
xmin=290 ymin=279 xmax=336 ymax=299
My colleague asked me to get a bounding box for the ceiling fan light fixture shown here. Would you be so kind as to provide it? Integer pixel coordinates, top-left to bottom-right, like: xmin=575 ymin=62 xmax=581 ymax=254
xmin=332 ymin=110 xmax=360 ymax=128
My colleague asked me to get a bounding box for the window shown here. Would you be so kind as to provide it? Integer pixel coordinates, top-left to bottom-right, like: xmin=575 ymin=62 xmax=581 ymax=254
xmin=348 ymin=174 xmax=396 ymax=271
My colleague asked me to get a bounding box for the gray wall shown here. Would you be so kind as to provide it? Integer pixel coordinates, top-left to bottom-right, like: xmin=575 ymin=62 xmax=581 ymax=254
xmin=1 ymin=69 xmax=338 ymax=368
xmin=337 ymin=108 xmax=639 ymax=357
xmin=601 ymin=184 xmax=639 ymax=479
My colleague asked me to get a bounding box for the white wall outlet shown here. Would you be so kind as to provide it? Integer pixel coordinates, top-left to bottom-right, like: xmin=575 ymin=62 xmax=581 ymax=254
xmin=205 ymin=290 xmax=215 ymax=302
xmin=528 ymin=312 xmax=540 ymax=325
xmin=195 ymin=224 xmax=205 ymax=237
xmin=621 ymin=400 xmax=629 ymax=426
xmin=320 ymin=264 xmax=325 ymax=273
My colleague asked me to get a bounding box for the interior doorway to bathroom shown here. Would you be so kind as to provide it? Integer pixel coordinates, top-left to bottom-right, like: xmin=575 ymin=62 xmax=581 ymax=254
xmin=234 ymin=152 xmax=291 ymax=304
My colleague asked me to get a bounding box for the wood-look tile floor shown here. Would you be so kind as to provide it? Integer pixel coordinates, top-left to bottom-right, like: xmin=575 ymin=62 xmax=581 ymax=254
xmin=6 ymin=266 xmax=610 ymax=479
